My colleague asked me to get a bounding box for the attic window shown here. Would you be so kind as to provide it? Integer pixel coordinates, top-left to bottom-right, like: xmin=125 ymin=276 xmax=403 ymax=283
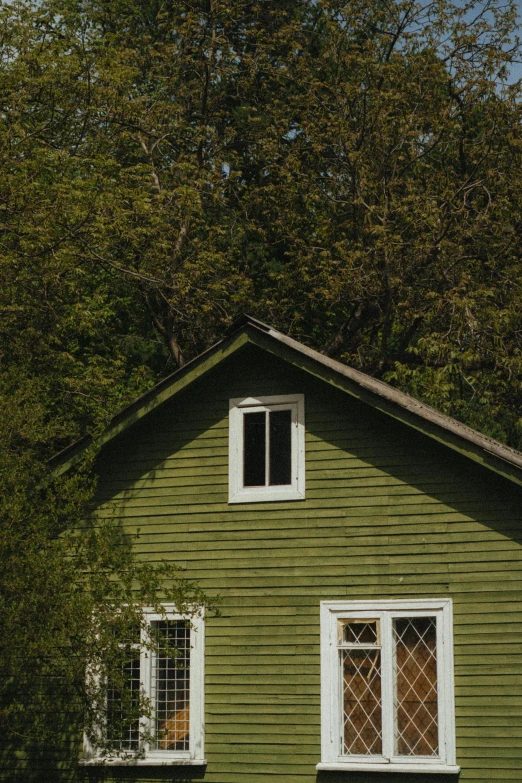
xmin=228 ymin=394 xmax=305 ymax=503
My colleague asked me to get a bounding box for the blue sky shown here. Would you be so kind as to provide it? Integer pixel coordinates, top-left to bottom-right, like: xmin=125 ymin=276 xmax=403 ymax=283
xmin=456 ymin=0 xmax=522 ymax=83
xmin=510 ymin=0 xmax=522 ymax=81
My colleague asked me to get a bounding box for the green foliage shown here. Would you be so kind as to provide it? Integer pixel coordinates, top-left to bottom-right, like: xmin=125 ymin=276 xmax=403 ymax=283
xmin=3 ymin=0 xmax=522 ymax=445
xmin=0 ymin=432 xmax=213 ymax=755
xmin=1 ymin=0 xmax=522 ymax=759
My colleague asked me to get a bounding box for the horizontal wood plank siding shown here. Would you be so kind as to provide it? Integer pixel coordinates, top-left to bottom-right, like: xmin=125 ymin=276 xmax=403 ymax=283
xmin=7 ymin=344 xmax=522 ymax=781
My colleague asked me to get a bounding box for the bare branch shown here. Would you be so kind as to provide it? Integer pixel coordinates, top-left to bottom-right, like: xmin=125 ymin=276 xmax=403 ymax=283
xmin=138 ymin=134 xmax=162 ymax=193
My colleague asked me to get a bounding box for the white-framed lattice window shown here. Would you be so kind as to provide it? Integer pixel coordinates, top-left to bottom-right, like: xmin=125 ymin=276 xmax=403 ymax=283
xmin=228 ymin=394 xmax=305 ymax=504
xmin=82 ymin=607 xmax=204 ymax=766
xmin=318 ymin=600 xmax=459 ymax=775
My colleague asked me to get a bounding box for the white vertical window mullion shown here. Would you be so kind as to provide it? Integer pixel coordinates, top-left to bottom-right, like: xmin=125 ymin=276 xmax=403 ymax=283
xmin=188 ymin=623 xmax=197 ymax=759
xmin=320 ymin=604 xmax=338 ymax=763
xmin=381 ymin=613 xmax=394 ymax=761
xmin=435 ymin=610 xmax=446 ymax=764
xmin=442 ymin=601 xmax=457 ymax=766
xmin=338 ymin=636 xmax=344 ymax=757
xmin=140 ymin=620 xmax=152 ymax=755
xmin=292 ymin=405 xmax=298 ymax=484
xmin=391 ymin=613 xmax=398 ymax=759
xmin=331 ymin=608 xmax=340 ymax=760
xmin=265 ymin=410 xmax=269 ymax=487
xmin=238 ymin=410 xmax=245 ymax=496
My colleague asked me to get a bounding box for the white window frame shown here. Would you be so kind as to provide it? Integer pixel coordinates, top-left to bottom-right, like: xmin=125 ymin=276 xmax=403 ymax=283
xmin=318 ymin=599 xmax=459 ymax=775
xmin=82 ymin=606 xmax=205 ymax=767
xmin=228 ymin=394 xmax=305 ymax=504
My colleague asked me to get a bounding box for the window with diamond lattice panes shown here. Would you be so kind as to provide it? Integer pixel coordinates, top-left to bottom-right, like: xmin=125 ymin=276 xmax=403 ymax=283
xmin=341 ymin=620 xmax=382 ymax=756
xmin=319 ymin=600 xmax=458 ymax=774
xmin=394 ymin=617 xmax=438 ymax=757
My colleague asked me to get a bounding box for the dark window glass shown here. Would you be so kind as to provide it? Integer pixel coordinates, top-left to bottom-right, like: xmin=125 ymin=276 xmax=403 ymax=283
xmin=269 ymin=409 xmax=292 ymax=486
xmin=342 ymin=620 xmax=379 ymax=645
xmin=243 ymin=411 xmax=266 ymax=486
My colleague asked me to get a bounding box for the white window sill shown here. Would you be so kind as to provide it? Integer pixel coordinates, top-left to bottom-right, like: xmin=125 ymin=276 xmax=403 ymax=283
xmin=316 ymin=762 xmax=460 ymax=774
xmin=229 ymin=487 xmax=304 ymax=504
xmin=80 ymin=758 xmax=207 ymax=767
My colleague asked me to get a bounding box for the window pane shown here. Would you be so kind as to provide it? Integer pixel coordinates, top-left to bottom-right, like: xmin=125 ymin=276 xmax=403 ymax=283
xmin=106 ymin=654 xmax=141 ymax=751
xmin=243 ymin=412 xmax=266 ymax=487
xmin=340 ymin=619 xmax=379 ymax=645
xmin=152 ymin=620 xmax=191 ymax=751
xmin=394 ymin=617 xmax=438 ymax=757
xmin=269 ymin=409 xmax=292 ymax=486
xmin=342 ymin=649 xmax=382 ymax=755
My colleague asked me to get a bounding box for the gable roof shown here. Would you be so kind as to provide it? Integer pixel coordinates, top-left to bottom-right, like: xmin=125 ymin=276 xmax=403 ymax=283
xmin=51 ymin=314 xmax=522 ymax=488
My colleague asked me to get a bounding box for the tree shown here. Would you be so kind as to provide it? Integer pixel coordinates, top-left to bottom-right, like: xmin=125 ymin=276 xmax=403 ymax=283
xmin=3 ymin=0 xmax=520 ymax=443
xmin=255 ymin=0 xmax=522 ymax=446
xmin=3 ymin=0 xmax=522 ymax=440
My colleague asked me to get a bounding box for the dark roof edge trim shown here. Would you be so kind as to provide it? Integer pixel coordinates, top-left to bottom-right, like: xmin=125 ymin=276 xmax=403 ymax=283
xmin=260 ymin=324 xmax=522 ymax=474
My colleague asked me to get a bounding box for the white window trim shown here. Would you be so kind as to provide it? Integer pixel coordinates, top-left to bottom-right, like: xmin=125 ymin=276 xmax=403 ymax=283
xmin=318 ymin=599 xmax=459 ymax=775
xmin=228 ymin=394 xmax=305 ymax=504
xmin=81 ymin=606 xmax=205 ymax=767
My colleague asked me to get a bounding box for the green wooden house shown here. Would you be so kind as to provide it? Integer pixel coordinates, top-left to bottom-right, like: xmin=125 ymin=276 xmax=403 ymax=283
xmin=52 ymin=316 xmax=522 ymax=781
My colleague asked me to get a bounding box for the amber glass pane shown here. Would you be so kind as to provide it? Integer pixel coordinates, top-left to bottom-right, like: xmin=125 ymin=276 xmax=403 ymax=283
xmin=243 ymin=412 xmax=266 ymax=486
xmin=269 ymin=409 xmax=291 ymax=485
xmin=394 ymin=617 xmax=438 ymax=756
xmin=342 ymin=649 xmax=382 ymax=755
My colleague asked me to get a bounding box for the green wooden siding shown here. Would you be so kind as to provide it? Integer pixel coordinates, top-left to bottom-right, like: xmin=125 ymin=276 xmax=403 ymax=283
xmin=7 ymin=342 xmax=522 ymax=782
